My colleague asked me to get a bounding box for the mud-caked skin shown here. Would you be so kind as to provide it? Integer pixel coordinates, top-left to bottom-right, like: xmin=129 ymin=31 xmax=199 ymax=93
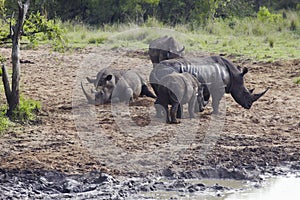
xmin=148 ymin=36 xmax=185 ymax=65
xmin=150 ymin=56 xmax=269 ymax=114
xmin=157 ymin=72 xmax=205 ymax=124
xmin=82 ymin=67 xmax=156 ymax=105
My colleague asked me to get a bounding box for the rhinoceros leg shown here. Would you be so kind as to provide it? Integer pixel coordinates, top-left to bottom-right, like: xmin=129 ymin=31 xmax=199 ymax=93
xmin=125 ymin=88 xmax=134 ymax=104
xmin=211 ymin=88 xmax=225 ymax=114
xmin=176 ymin=104 xmax=183 ymax=118
xmin=154 ymin=103 xmax=164 ymax=118
xmin=170 ymin=103 xmax=180 ymax=124
xmin=188 ymin=95 xmax=196 ymax=118
xmin=162 ymin=104 xmax=171 ymax=123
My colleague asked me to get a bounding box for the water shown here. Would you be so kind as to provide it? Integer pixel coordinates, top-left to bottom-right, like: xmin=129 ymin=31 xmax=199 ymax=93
xmin=131 ymin=174 xmax=300 ymax=200
xmin=227 ymin=174 xmax=300 ymax=200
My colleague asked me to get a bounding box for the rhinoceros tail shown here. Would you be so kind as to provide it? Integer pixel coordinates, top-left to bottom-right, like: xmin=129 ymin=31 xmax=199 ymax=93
xmin=141 ymin=84 xmax=157 ymax=98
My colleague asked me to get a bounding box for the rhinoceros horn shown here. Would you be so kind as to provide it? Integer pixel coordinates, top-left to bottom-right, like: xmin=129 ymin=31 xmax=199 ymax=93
xmin=81 ymin=82 xmax=95 ymax=104
xmin=251 ymin=87 xmax=269 ymax=102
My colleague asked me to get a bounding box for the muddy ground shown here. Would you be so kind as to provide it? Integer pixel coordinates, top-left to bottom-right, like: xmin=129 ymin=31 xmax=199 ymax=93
xmin=0 ymin=46 xmax=300 ymax=199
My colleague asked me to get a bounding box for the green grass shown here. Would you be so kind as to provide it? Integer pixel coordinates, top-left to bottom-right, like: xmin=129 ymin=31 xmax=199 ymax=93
xmin=10 ymin=96 xmax=41 ymax=123
xmin=0 ymin=104 xmax=14 ymax=134
xmin=0 ymin=110 xmax=11 ymax=133
xmin=0 ymin=96 xmax=41 ymax=133
xmin=62 ymin=10 xmax=300 ymax=62
xmin=295 ymin=78 xmax=300 ymax=84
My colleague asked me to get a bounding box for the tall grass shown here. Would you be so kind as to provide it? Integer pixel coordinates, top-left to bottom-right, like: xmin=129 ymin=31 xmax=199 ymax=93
xmin=63 ymin=9 xmax=299 ymax=61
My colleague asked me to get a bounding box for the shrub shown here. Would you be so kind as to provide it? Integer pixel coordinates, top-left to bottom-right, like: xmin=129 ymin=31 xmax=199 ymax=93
xmin=295 ymin=78 xmax=300 ymax=84
xmin=0 ymin=115 xmax=10 ymax=133
xmin=88 ymin=36 xmax=107 ymax=44
xmin=144 ymin=17 xmax=163 ymax=27
xmin=257 ymin=7 xmax=283 ymax=23
xmin=10 ymin=96 xmax=41 ymax=123
xmin=0 ymin=105 xmax=11 ymax=133
xmin=290 ymin=20 xmax=297 ymax=31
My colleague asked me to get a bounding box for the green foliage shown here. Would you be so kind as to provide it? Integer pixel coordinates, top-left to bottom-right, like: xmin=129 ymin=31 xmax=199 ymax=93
xmin=0 ymin=114 xmax=10 ymax=133
xmin=290 ymin=19 xmax=297 ymax=31
xmin=144 ymin=17 xmax=164 ymax=27
xmin=0 ymin=18 xmax=9 ymax=40
xmin=295 ymin=78 xmax=300 ymax=84
xmin=9 ymin=96 xmax=41 ymax=123
xmin=257 ymin=6 xmax=283 ymax=23
xmin=0 ymin=105 xmax=12 ymax=133
xmin=23 ymin=12 xmax=67 ymax=51
xmin=0 ymin=0 xmax=5 ymax=17
xmin=2 ymin=0 xmax=300 ymax=26
xmin=0 ymin=55 xmax=6 ymax=76
xmin=88 ymin=36 xmax=107 ymax=44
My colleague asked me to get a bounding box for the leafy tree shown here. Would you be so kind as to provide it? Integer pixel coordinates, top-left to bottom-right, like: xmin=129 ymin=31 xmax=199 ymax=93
xmin=2 ymin=0 xmax=299 ymax=28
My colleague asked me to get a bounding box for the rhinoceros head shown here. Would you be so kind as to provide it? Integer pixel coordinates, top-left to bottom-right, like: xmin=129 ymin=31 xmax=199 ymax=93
xmin=81 ymin=82 xmax=112 ymax=105
xmin=230 ymin=66 xmax=269 ymax=109
xmin=86 ymin=68 xmax=117 ymax=89
xmin=149 ymin=36 xmax=185 ymax=64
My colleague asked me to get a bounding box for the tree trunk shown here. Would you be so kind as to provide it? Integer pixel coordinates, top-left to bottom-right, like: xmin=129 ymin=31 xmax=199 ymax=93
xmin=1 ymin=0 xmax=30 ymax=118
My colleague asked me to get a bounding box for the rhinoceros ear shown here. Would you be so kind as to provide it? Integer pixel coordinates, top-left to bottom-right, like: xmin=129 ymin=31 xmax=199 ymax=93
xmin=106 ymin=74 xmax=113 ymax=81
xmin=242 ymin=67 xmax=248 ymax=76
xmin=249 ymin=88 xmax=255 ymax=94
xmin=86 ymin=77 xmax=96 ymax=83
xmin=237 ymin=65 xmax=242 ymax=72
xmin=178 ymin=46 xmax=185 ymax=53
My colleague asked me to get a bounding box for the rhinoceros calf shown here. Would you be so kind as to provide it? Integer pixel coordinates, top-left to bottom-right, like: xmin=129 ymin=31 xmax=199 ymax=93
xmin=150 ymin=56 xmax=269 ymax=114
xmin=82 ymin=67 xmax=156 ymax=105
xmin=149 ymin=36 xmax=185 ymax=65
xmin=156 ymin=72 xmax=205 ymax=124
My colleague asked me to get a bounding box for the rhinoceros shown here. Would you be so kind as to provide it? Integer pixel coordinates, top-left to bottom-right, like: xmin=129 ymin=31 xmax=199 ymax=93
xmin=149 ymin=36 xmax=185 ymax=65
xmin=150 ymin=56 xmax=269 ymax=114
xmin=156 ymin=72 xmax=205 ymax=124
xmin=82 ymin=67 xmax=156 ymax=105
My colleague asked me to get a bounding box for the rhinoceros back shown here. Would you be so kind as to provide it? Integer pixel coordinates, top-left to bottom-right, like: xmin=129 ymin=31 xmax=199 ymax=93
xmin=159 ymin=57 xmax=229 ymax=91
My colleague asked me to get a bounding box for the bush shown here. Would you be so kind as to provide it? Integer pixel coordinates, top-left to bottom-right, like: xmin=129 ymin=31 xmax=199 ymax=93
xmin=0 ymin=105 xmax=11 ymax=133
xmin=0 ymin=115 xmax=10 ymax=133
xmin=295 ymin=78 xmax=300 ymax=84
xmin=88 ymin=36 xmax=107 ymax=44
xmin=10 ymin=96 xmax=41 ymax=123
xmin=257 ymin=6 xmax=283 ymax=23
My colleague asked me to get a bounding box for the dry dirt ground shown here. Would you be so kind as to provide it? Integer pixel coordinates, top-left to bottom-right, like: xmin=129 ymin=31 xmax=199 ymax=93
xmin=0 ymin=46 xmax=300 ymax=178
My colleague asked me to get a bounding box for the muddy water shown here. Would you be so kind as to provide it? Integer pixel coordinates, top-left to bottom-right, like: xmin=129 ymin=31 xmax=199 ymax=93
xmin=132 ymin=175 xmax=300 ymax=200
xmin=0 ymin=168 xmax=299 ymax=199
xmin=228 ymin=174 xmax=300 ymax=200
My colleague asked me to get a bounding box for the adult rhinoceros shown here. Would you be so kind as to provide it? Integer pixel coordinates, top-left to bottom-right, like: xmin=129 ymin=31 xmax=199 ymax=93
xmin=148 ymin=36 xmax=185 ymax=65
xmin=150 ymin=56 xmax=269 ymax=114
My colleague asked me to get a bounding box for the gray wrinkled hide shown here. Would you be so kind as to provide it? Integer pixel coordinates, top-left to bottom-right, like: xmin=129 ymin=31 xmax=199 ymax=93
xmin=149 ymin=36 xmax=185 ymax=65
xmin=150 ymin=56 xmax=268 ymax=114
xmin=83 ymin=67 xmax=156 ymax=105
xmin=86 ymin=67 xmax=124 ymax=89
xmin=157 ymin=72 xmax=205 ymax=124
